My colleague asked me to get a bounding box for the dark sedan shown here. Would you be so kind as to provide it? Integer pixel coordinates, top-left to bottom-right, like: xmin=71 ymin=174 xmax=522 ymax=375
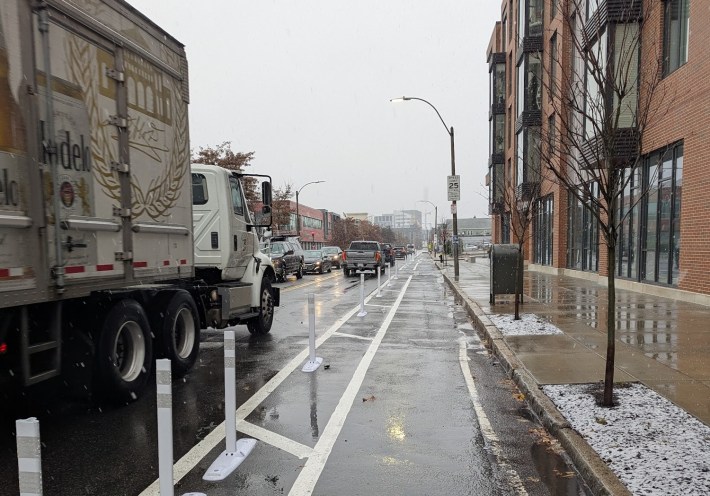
xmin=321 ymin=246 xmax=343 ymax=268
xmin=303 ymin=249 xmax=333 ymax=274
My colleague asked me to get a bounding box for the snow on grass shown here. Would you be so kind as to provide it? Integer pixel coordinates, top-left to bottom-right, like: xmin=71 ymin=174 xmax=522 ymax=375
xmin=490 ymin=312 xmax=710 ymax=495
xmin=543 ymin=383 xmax=710 ymax=495
xmin=488 ymin=313 xmax=563 ymax=336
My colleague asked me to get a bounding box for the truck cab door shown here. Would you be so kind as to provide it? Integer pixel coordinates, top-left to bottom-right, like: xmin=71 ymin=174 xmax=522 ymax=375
xmin=226 ymin=175 xmax=253 ymax=279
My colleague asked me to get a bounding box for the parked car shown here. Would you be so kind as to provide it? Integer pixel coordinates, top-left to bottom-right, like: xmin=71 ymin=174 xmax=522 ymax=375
xmin=269 ymin=240 xmax=303 ymax=282
xmin=322 ymin=246 xmax=344 ymax=268
xmin=303 ymin=249 xmax=332 ymax=274
xmin=394 ymin=246 xmax=407 ymax=259
xmin=271 ymin=235 xmax=305 ymax=274
xmin=381 ymin=243 xmax=395 ymax=266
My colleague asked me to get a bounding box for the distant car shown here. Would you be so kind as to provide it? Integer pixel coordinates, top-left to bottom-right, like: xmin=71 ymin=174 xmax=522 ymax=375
xmin=381 ymin=243 xmax=395 ymax=266
xmin=394 ymin=246 xmax=407 ymax=259
xmin=321 ymin=246 xmax=343 ymax=268
xmin=268 ymin=241 xmax=303 ymax=282
xmin=303 ymin=249 xmax=332 ymax=274
xmin=406 ymin=243 xmax=415 ymax=254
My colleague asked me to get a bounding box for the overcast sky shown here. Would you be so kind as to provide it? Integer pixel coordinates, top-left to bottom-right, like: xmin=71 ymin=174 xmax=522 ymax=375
xmin=126 ymin=0 xmax=500 ymax=224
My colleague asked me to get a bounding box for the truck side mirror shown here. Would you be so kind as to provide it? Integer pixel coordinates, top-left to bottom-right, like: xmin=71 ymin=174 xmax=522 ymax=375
xmin=262 ymin=181 xmax=272 ymax=211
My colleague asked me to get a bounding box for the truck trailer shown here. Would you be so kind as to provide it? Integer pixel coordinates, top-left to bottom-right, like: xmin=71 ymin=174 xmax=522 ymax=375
xmin=0 ymin=0 xmax=279 ymax=404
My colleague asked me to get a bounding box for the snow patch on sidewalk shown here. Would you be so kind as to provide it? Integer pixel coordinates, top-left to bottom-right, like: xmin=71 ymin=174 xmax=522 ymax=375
xmin=488 ymin=313 xmax=563 ymax=335
xmin=490 ymin=311 xmax=710 ymax=495
xmin=543 ymin=383 xmax=710 ymax=495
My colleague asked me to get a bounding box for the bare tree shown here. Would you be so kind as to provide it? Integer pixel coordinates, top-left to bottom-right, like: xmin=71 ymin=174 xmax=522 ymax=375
xmin=271 ymin=182 xmax=294 ymax=233
xmin=497 ymin=139 xmax=546 ymax=320
xmin=540 ymin=0 xmax=670 ymax=406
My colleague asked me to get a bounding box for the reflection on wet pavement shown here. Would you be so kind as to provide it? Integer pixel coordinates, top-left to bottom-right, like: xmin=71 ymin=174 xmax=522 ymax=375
xmin=450 ymin=258 xmax=710 ymax=426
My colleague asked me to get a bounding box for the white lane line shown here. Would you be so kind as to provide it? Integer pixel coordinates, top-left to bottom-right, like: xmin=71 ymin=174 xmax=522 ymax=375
xmin=332 ymin=332 xmax=373 ymax=342
xmin=288 ymin=276 xmax=414 ymax=496
xmin=458 ymin=336 xmax=529 ymax=496
xmin=139 ymin=280 xmax=386 ymax=495
xmin=238 ymin=421 xmax=313 ymax=459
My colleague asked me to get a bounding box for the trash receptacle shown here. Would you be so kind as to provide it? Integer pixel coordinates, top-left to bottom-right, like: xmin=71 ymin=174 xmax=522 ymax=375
xmin=489 ymin=244 xmax=523 ymax=305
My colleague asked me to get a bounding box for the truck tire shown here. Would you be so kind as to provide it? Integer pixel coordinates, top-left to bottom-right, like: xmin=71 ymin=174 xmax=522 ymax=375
xmin=247 ymin=278 xmax=275 ymax=334
xmin=95 ymin=299 xmax=152 ymax=404
xmin=343 ymin=267 xmax=349 ymax=277
xmin=151 ymin=290 xmax=200 ymax=377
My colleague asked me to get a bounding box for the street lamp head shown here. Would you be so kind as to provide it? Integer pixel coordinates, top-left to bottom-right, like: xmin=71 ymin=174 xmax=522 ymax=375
xmin=389 ymin=96 xmax=411 ymax=103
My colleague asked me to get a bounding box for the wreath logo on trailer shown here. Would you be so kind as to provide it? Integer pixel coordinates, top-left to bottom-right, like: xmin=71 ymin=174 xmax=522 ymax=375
xmin=65 ymin=34 xmax=187 ymax=220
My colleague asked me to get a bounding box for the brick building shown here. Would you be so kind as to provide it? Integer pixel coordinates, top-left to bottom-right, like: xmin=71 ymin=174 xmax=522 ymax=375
xmin=486 ymin=0 xmax=709 ymax=302
xmin=273 ymin=201 xmax=340 ymax=250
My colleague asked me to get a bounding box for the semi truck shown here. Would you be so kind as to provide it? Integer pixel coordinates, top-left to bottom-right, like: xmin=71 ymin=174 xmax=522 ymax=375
xmin=0 ymin=0 xmax=279 ymax=404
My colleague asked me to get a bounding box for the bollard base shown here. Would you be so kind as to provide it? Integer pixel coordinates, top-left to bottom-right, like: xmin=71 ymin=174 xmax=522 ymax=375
xmin=302 ymin=357 xmax=323 ymax=373
xmin=357 ymin=310 xmax=368 ymax=317
xmin=182 ymin=493 xmax=207 ymax=496
xmin=203 ymin=438 xmax=257 ymax=481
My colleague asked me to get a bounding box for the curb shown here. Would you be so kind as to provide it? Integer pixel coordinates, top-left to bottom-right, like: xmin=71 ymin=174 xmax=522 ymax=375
xmin=440 ymin=268 xmax=632 ymax=496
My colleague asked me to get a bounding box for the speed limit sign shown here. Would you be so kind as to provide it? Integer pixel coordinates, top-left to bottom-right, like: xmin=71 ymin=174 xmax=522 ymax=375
xmin=447 ymin=175 xmax=460 ymax=201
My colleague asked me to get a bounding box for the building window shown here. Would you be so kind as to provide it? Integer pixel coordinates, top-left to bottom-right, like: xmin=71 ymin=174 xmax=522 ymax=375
xmin=585 ymin=30 xmax=607 ymax=139
xmin=550 ymin=0 xmax=557 ymax=19
xmin=502 ymin=15 xmax=507 ymax=52
xmin=519 ymin=0 xmax=544 ymax=40
xmin=493 ymin=64 xmax=505 ymax=105
xmin=640 ymin=143 xmax=683 ymax=285
xmin=494 ymin=114 xmax=505 ymax=154
xmin=502 ymin=213 xmax=511 ymax=244
xmin=663 ymin=0 xmax=690 ymax=75
xmin=616 ymin=168 xmax=642 ymax=280
xmin=508 ymin=53 xmax=513 ymax=96
xmin=549 ymin=32 xmax=558 ymax=99
xmin=517 ymin=126 xmax=541 ymax=188
xmin=567 ymin=185 xmax=599 ymax=272
xmin=517 ymin=52 xmax=542 ymax=118
xmin=534 ymin=194 xmax=554 ymax=265
xmin=548 ymin=113 xmax=557 ymax=156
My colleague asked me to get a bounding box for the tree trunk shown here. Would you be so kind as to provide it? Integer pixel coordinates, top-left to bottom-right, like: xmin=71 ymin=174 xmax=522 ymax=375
xmin=514 ymin=246 xmax=522 ymax=320
xmin=603 ymin=242 xmax=616 ymax=406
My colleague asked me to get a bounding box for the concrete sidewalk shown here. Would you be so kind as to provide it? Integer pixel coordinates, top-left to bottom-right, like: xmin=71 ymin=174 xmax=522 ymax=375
xmin=435 ymin=253 xmax=710 ymax=495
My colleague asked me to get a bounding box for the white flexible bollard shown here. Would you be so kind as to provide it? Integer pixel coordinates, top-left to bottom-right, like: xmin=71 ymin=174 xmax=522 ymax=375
xmin=16 ymin=418 xmax=42 ymax=496
xmin=357 ymin=272 xmax=367 ymax=317
xmin=204 ymin=331 xmax=256 ymax=481
xmin=376 ymin=266 xmax=382 ymax=297
xmin=302 ymin=293 xmax=323 ymax=372
xmin=156 ymin=359 xmax=174 ymax=496
xmin=394 ymin=260 xmax=399 ymax=280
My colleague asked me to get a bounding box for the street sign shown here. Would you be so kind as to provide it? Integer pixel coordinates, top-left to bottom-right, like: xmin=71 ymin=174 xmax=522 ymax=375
xmin=450 ymin=202 xmax=457 ymax=214
xmin=447 ymin=175 xmax=460 ymax=201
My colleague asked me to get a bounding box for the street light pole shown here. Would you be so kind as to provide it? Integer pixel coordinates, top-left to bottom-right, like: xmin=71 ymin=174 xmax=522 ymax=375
xmin=296 ymin=180 xmax=325 ymax=238
xmin=393 ymin=96 xmax=459 ymax=279
xmin=417 ymin=200 xmax=438 ymax=254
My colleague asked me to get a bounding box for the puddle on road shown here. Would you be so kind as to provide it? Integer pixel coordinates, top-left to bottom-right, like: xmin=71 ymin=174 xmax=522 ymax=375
xmin=530 ymin=442 xmax=590 ymax=495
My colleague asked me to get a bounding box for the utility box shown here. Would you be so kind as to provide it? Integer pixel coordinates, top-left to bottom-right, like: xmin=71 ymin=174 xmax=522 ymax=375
xmin=489 ymin=244 xmax=523 ymax=305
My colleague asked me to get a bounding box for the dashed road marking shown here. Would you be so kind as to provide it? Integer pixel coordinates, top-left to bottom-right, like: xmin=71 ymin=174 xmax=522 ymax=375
xmin=289 ymin=276 xmax=413 ymax=496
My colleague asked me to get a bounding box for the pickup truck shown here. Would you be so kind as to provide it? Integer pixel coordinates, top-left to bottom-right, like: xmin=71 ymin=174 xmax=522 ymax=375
xmin=342 ymin=241 xmax=386 ymax=276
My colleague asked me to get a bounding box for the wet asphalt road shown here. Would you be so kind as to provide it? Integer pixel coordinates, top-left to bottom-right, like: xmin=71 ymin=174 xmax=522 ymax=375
xmin=0 ymin=255 xmax=589 ymax=495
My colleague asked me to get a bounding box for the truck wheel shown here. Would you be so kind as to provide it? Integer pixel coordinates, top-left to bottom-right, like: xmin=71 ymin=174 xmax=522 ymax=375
xmin=296 ymin=264 xmax=304 ymax=279
xmin=151 ymin=290 xmax=200 ymax=377
xmin=95 ymin=299 xmax=152 ymax=404
xmin=247 ymin=278 xmax=275 ymax=334
xmin=343 ymin=268 xmax=349 ymax=277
